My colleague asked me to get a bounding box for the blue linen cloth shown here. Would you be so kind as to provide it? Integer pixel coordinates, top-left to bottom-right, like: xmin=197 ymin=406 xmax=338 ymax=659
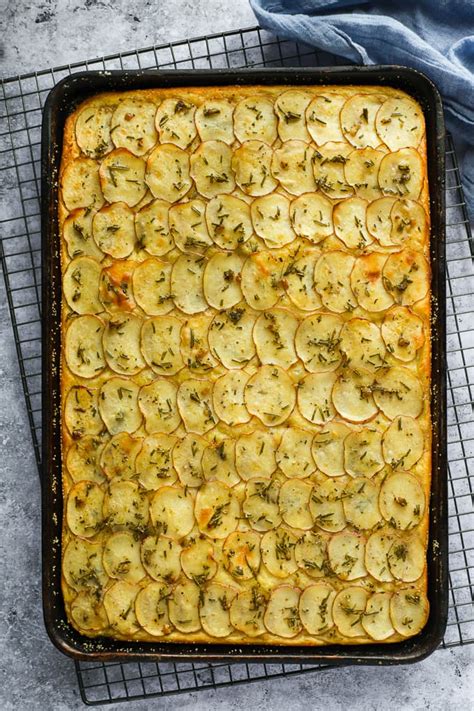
xmin=250 ymin=0 xmax=474 ymax=218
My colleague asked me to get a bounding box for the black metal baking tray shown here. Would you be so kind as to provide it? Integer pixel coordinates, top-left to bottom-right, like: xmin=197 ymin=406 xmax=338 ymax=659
xmin=41 ymin=66 xmax=448 ymax=666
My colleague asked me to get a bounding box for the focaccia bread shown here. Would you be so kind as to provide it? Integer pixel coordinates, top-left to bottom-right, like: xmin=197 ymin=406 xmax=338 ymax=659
xmin=59 ymin=84 xmax=431 ymax=646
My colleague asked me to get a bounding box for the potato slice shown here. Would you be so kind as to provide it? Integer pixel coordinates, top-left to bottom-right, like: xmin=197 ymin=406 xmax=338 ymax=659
xmin=279 ymin=479 xmax=314 ymax=530
xmin=100 ymin=432 xmax=141 ymax=480
xmin=155 ymin=97 xmax=196 ymax=149
xmin=390 ymin=587 xmax=429 ymax=637
xmin=110 ymin=99 xmax=157 ymax=156
xmin=253 ymin=309 xmax=298 ymax=369
xmin=180 ymin=313 xmax=216 ymax=374
xmin=233 ymin=97 xmax=277 ymax=145
xmin=310 ymin=478 xmax=346 ymax=532
xmin=132 ymin=258 xmax=173 ymax=316
xmin=63 ymin=208 xmax=104 ymax=260
xmin=168 ymin=580 xmax=201 ymax=633
xmin=103 ymin=479 xmax=149 ymax=531
xmin=223 ymin=531 xmax=261 ymax=581
xmin=366 ymin=196 xmax=397 ymax=245
xmin=339 ymin=318 xmax=386 ymax=373
xmin=66 ymin=435 xmax=106 ymax=484
xmin=202 ymin=438 xmax=240 ymax=487
xmin=195 ymin=99 xmax=234 ymax=144
xmin=372 ymin=366 xmax=423 ymax=420
xmin=343 ymin=478 xmax=382 ymax=530
xmin=290 ymin=192 xmax=334 ymax=246
xmin=99 ymin=377 xmax=141 ymax=435
xmin=181 ymin=538 xmax=218 ymax=584
xmin=381 ymin=306 xmax=424 ymax=362
xmin=190 ymin=140 xmax=235 ymax=199
xmin=230 ymin=588 xmax=267 ymax=637
xmin=312 ymin=142 xmax=353 ymax=199
xmin=177 ymin=378 xmax=217 ymax=435
xmin=208 ymin=306 xmax=256 ymax=369
xmin=232 ymin=140 xmax=277 ymax=196
xmin=139 ymin=378 xmax=181 ymax=434
xmin=264 ymin=585 xmax=302 ymax=638
xmin=63 ymin=256 xmax=102 ymax=315
xmin=141 ymin=535 xmax=181 ymax=585
xmin=341 ymin=94 xmax=383 ymax=148
xmin=275 ymin=89 xmax=311 ymax=142
xmin=173 ymin=433 xmax=206 ymax=488
xmin=135 ymin=198 xmax=174 ymax=256
xmin=63 ymin=537 xmax=107 ymax=592
xmin=206 ymin=194 xmax=253 ymax=250
xmin=212 ymin=370 xmax=250 ymax=428
xmin=379 ymin=472 xmax=425 ymax=529
xmin=314 ymin=250 xmax=356 ymax=313
xmin=378 ymin=148 xmax=423 ymax=199
xmin=365 ymin=529 xmax=396 ymax=582
xmin=65 ymin=385 xmax=103 ymax=438
xmin=200 ymin=582 xmax=237 ymax=638
xmin=382 ymin=249 xmax=430 ymax=306
xmin=140 ymin=315 xmax=183 ymax=376
xmin=261 ymin=529 xmax=298 ymax=578
xmin=362 ymin=592 xmax=395 ymax=640
xmin=103 ymin=531 xmax=146 ymax=583
xmin=344 ymin=427 xmax=384 ymax=478
xmin=295 ymin=531 xmax=329 ymax=579
xmin=245 ymin=365 xmax=296 ymax=427
xmin=168 ymin=198 xmax=212 ymax=255
xmin=332 ymin=368 xmax=379 ymax=423
xmin=382 ymin=415 xmax=424 ymax=471
xmin=75 ymin=104 xmax=113 ymax=159
xmin=145 ymin=143 xmax=192 ymax=202
xmin=103 ymin=314 xmax=145 ymax=375
xmin=284 ymin=249 xmax=322 ymax=311
xmin=306 ymin=93 xmax=346 ymax=144
xmin=388 ymin=536 xmax=426 ymax=582
xmin=241 ymin=251 xmax=284 ymax=311
xmin=276 ymin=428 xmax=315 ymax=479
xmin=61 ymin=157 xmax=104 ymax=211
xmin=203 ymin=251 xmax=245 ymax=310
xmin=235 ymin=430 xmax=277 ymax=480
xmin=312 ymin=422 xmax=351 ymax=478
xmin=344 ymin=148 xmax=386 ymax=201
xmin=103 ymin=581 xmax=140 ymax=635
xmin=136 ymin=434 xmax=178 ymax=490
xmin=66 ymin=481 xmax=104 ymax=538
xmin=251 ymin=194 xmax=295 ymax=249
xmin=195 ymin=480 xmax=239 ymax=539
xmin=300 ymin=582 xmax=336 ymax=636
xmin=99 ymin=261 xmax=136 ymax=314
xmin=171 ymin=254 xmax=207 ymax=315
xmin=99 ymin=149 xmax=147 ymax=206
xmin=150 ymin=485 xmax=195 ymax=538
xmin=243 ymin=478 xmax=281 ymax=532
xmin=297 ymin=371 xmax=336 ymax=425
xmin=295 ymin=313 xmax=343 ymax=373
xmin=350 ymin=252 xmax=394 ymax=312
xmin=271 ymin=140 xmax=316 ymax=195
xmin=376 ymin=96 xmax=424 ymax=151
xmin=135 ymin=582 xmax=173 ymax=636
xmin=390 ymin=199 xmax=427 ymax=249
xmin=328 ymin=531 xmax=367 ymax=580
xmin=333 ymin=197 xmax=372 ymax=250
xmin=71 ymin=591 xmax=108 ymax=632
xmin=65 ymin=315 xmax=105 ymax=378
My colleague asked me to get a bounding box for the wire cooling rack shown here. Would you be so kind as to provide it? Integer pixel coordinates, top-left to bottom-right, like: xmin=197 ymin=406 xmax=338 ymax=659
xmin=0 ymin=25 xmax=473 ymax=707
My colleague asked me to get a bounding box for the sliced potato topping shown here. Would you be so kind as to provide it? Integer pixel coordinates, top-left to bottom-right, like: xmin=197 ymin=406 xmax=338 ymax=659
xmin=65 ymin=385 xmax=103 ymax=438
xmin=339 ymin=317 xmax=386 ymax=373
xmin=279 ymin=479 xmax=314 ymax=529
xmin=171 ymin=254 xmax=207 ymax=315
xmin=333 ymin=197 xmax=372 ymax=250
xmin=350 ymin=252 xmax=394 ymax=312
xmin=314 ymin=250 xmax=356 ymax=313
xmin=344 ymin=148 xmax=385 ymax=201
xmin=63 ymin=256 xmax=102 ymax=315
xmin=390 ymin=199 xmax=427 ymax=249
xmin=110 ymin=99 xmax=157 ymax=156
xmin=100 ymin=432 xmax=141 ymax=480
xmin=103 ymin=479 xmax=149 ymax=531
xmin=169 ymin=580 xmax=201 ymax=633
xmin=103 ymin=531 xmax=145 ymax=583
xmin=310 ymin=478 xmax=347 ymax=533
xmin=71 ymin=592 xmax=107 ymax=632
xmin=61 ymin=157 xmax=104 ymax=211
xmin=173 ymin=433 xmax=206 ymax=488
xmin=261 ymin=529 xmax=299 ymax=578
xmin=202 ymin=438 xmax=240 ymax=487
xmin=295 ymin=312 xmax=343 ymax=373
xmin=223 ymin=531 xmax=261 ymax=581
xmin=306 ymin=93 xmax=346 ymax=144
xmin=312 ymin=142 xmax=353 ymax=199
xmin=135 ymin=198 xmax=174 ymax=256
xmin=243 ymin=477 xmax=281 ymax=532
xmin=155 ymin=97 xmax=197 ymax=149
xmin=376 ymin=96 xmax=424 ymax=151
xmin=235 ymin=430 xmax=277 ymax=480
xmin=328 ymin=530 xmax=367 ymax=580
xmin=181 ymin=538 xmax=218 ymax=584
xmin=332 ymin=368 xmax=379 ymax=423
xmin=342 ymin=478 xmax=382 ymax=530
xmin=284 ymin=249 xmax=322 ymax=311
xmin=99 ymin=376 xmax=141 ymax=435
xmin=245 ymin=365 xmax=296 ymax=426
xmin=200 ymin=582 xmax=237 ymax=638
xmin=206 ymin=194 xmax=253 ymax=250
xmin=241 ymin=251 xmax=284 ymax=311
xmin=180 ymin=313 xmax=217 ymax=374
xmin=388 ymin=535 xmax=426 ymax=582
xmin=382 ymin=415 xmax=424 ymax=471
xmin=366 ymin=196 xmax=397 ymax=245
xmin=63 ymin=537 xmax=107 ymax=592
xmin=276 ymin=428 xmax=315 ymax=479
xmin=103 ymin=313 xmax=145 ymax=375
xmin=362 ymin=592 xmax=395 ymax=641
xmin=381 ymin=305 xmax=424 ymax=362
xmin=145 ymin=143 xmax=192 ymax=202
xmin=65 ymin=315 xmax=105 ymax=378
xmin=264 ymin=585 xmax=302 ymax=638
xmin=295 ymin=531 xmax=329 ymax=578
xmin=275 ymin=89 xmax=312 ymax=142
xmin=299 ymin=582 xmax=336 ymax=635
xmin=103 ymin=581 xmax=140 ymax=635
xmin=63 ymin=208 xmax=104 ymax=260
xmin=99 ymin=261 xmax=135 ymax=314
xmin=290 ymin=192 xmax=333 ymax=244
xmin=390 ymin=587 xmax=429 ymax=637
xmin=66 ymin=435 xmax=106 ymax=484
xmin=75 ymin=105 xmax=113 ymax=159
xmin=378 ymin=148 xmax=423 ymax=200
xmin=250 ymin=194 xmax=295 ymax=249
xmin=297 ymin=371 xmax=336 ymax=425
xmin=208 ymin=306 xmax=256 ymax=369
xmin=212 ymin=370 xmax=250 ymax=426
xmin=382 ymin=248 xmax=429 ymax=306
xmin=140 ymin=315 xmax=184 ymax=376
xmin=253 ymin=308 xmax=298 ymax=369
xmin=92 ymin=201 xmax=136 ymax=258
xmin=150 ymin=485 xmax=195 ymax=538
xmin=371 ymin=366 xmax=423 ymax=420
xmin=66 ymin=481 xmax=104 ymax=538
xmin=379 ymin=472 xmax=425 ymax=530
xmin=190 ymin=140 xmax=235 ymax=199
xmin=195 ymin=480 xmax=240 ymax=539
xmin=195 ymin=99 xmax=234 ymax=144
xmin=203 ymin=252 xmax=244 ymax=310
xmin=136 ymin=582 xmax=173 ymax=636
xmin=312 ymin=422 xmax=351 ymax=478
xmin=99 ymin=149 xmax=147 ymax=206
xmin=341 ymin=94 xmax=383 ymax=148
xmin=365 ymin=529 xmax=396 ymax=582
xmin=136 ymin=433 xmax=178 ymax=489
xmin=169 ymin=198 xmax=212 ymax=255
xmin=233 ymin=97 xmax=277 ymax=145
xmin=344 ymin=427 xmax=384 ymax=478
xmin=271 ymin=140 xmax=316 ymax=195
xmin=232 ymin=140 xmax=277 ymax=197
xmin=139 ymin=378 xmax=181 ymax=434
xmin=230 ymin=588 xmax=267 ymax=637
xmin=132 ymin=257 xmax=174 ymax=316
xmin=177 ymin=378 xmax=217 ymax=435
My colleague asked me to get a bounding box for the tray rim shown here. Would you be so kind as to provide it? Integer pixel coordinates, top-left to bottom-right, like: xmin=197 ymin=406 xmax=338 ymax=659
xmin=41 ymin=65 xmax=448 ymax=665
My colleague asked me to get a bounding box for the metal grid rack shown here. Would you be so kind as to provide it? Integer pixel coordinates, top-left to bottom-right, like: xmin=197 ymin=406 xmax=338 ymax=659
xmin=0 ymin=25 xmax=472 ymax=707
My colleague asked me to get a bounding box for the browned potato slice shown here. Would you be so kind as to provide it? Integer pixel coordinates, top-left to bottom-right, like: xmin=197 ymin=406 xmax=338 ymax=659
xmin=206 ymin=194 xmax=253 ymax=250
xmin=232 ymin=140 xmax=277 ymax=196
xmin=333 ymin=197 xmax=372 ymax=250
xmin=168 ymin=580 xmax=201 ymax=633
xmin=190 ymin=140 xmax=235 ymax=199
xmin=372 ymin=366 xmax=423 ymax=420
xmin=100 ymin=432 xmax=141 ymax=480
xmin=66 ymin=435 xmax=106 ymax=484
xmin=338 ymin=317 xmax=386 ymax=373
xmin=99 ymin=149 xmax=147 ymax=206
xmin=71 ymin=591 xmax=108 ymax=632
xmin=141 ymin=535 xmax=182 ymax=583
xmin=212 ymin=370 xmax=250 ymax=426
xmin=103 ymin=531 xmax=146 ymax=583
xmin=381 ymin=305 xmax=424 ymax=362
xmin=253 ymin=308 xmax=298 ymax=369
xmin=365 ymin=529 xmax=396 ymax=582
xmin=378 ymin=148 xmax=423 ymax=200
xmin=382 ymin=248 xmax=430 ymax=306
xmin=390 ymin=588 xmax=429 ymax=637
xmin=139 ymin=378 xmax=181 ymax=435
xmin=366 ymin=196 xmax=397 ymax=245
xmin=173 ymin=433 xmax=206 ymax=488
xmin=297 ymin=372 xmax=337 ymax=425
xmin=180 ymin=313 xmax=217 ymax=374
xmin=342 ymin=477 xmax=382 ymax=530
xmin=202 ymin=437 xmax=240 ymax=487
xmin=132 ymin=258 xmax=173 ymax=316
xmin=275 ymin=90 xmax=312 ymax=141
xmin=235 ymin=430 xmax=277 ymax=480
xmin=279 ymin=479 xmax=314 ymax=529
xmin=241 ymin=251 xmax=284 ymax=311
xmin=310 ymin=478 xmax=346 ymax=532
xmin=223 ymin=531 xmax=261 ymax=581
xmin=135 ymin=582 xmax=173 ymax=636
xmin=243 ymin=478 xmax=281 ymax=532
xmin=233 ymin=97 xmax=277 ymax=145
xmin=99 ymin=261 xmax=136 ymax=314
xmin=65 ymin=315 xmax=105 ymax=378
xmin=150 ymin=485 xmax=195 ymax=539
xmin=379 ymin=472 xmax=425 ymax=530
xmin=200 ymin=583 xmax=237 ymax=638
xmin=344 ymin=427 xmax=384 ymax=478
xmin=350 ymin=252 xmax=394 ymax=312
xmin=103 ymin=314 xmax=145 ymax=376
xmin=376 ymin=96 xmax=424 ymax=151
xmin=75 ymin=104 xmax=113 ymax=159
xmin=390 ymin=199 xmax=427 ymax=249
xmin=290 ymin=192 xmax=333 ymax=244
xmin=264 ymin=585 xmax=302 ymax=638
xmin=306 ymin=93 xmax=346 ymax=144
xmin=314 ymin=250 xmax=356 ymax=313
xmin=312 ymin=142 xmax=353 ymax=199
xmin=276 ymin=428 xmax=316 ymax=479
xmin=230 ymin=588 xmax=267 ymax=637
xmin=64 ymin=256 xmax=102 ymax=315
xmin=99 ymin=377 xmax=142 ymax=435
xmin=61 ymin=157 xmax=104 ymax=211
xmin=312 ymin=422 xmax=351 ymax=478
xmin=103 ymin=581 xmax=140 ymax=635
xmin=171 ymin=254 xmax=207 ymax=315
xmin=141 ymin=315 xmax=184 ymax=376
xmin=208 ymin=306 xmax=256 ymax=369
xmin=181 ymin=538 xmax=218 ymax=584
xmin=169 ymin=198 xmax=212 ymax=255
xmin=271 ymin=140 xmax=316 ymax=195
xmin=251 ymin=194 xmax=295 ymax=249
xmin=300 ymin=583 xmax=336 ymax=635
xmin=110 ymin=99 xmax=157 ymax=156
xmin=136 ymin=434 xmax=178 ymax=489
xmin=344 ymin=147 xmax=386 ymax=200
xmin=295 ymin=531 xmax=330 ymax=578
xmin=387 ymin=536 xmax=426 ymax=582
xmin=195 ymin=99 xmax=234 ymax=144
xmin=135 ymin=198 xmax=174 ymax=257
xmin=145 ymin=143 xmax=192 ymax=202
xmin=155 ymin=97 xmax=197 ymax=149
xmin=332 ymin=368 xmax=379 ymax=423
xmin=261 ymin=529 xmax=299 ymax=578
xmin=284 ymin=249 xmax=322 ymax=311
xmin=92 ymin=202 xmax=136 ymax=258
xmin=328 ymin=530 xmax=367 ymax=580
xmin=103 ymin=479 xmax=149 ymax=531
xmin=66 ymin=481 xmax=104 ymax=538
xmin=382 ymin=415 xmax=424 ymax=470
xmin=65 ymin=385 xmax=103 ymax=438
xmin=177 ymin=378 xmax=217 ymax=435
xmin=203 ymin=252 xmax=244 ymax=310
xmin=245 ymin=365 xmax=296 ymax=426
xmin=63 ymin=537 xmax=108 ymax=593
xmin=362 ymin=592 xmax=395 ymax=641
xmin=195 ymin=480 xmax=240 ymax=539
xmin=63 ymin=208 xmax=104 ymax=260
xmin=341 ymin=94 xmax=383 ymax=148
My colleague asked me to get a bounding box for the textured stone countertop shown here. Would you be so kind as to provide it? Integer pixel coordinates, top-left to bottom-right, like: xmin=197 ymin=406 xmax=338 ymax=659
xmin=0 ymin=2 xmax=473 ymax=709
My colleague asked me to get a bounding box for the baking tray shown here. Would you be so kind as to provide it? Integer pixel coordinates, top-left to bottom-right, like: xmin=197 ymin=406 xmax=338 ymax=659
xmin=41 ymin=65 xmax=448 ymax=667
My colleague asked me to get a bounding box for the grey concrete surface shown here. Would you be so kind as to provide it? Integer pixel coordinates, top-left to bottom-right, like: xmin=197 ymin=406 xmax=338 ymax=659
xmin=0 ymin=1 xmax=473 ymax=709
